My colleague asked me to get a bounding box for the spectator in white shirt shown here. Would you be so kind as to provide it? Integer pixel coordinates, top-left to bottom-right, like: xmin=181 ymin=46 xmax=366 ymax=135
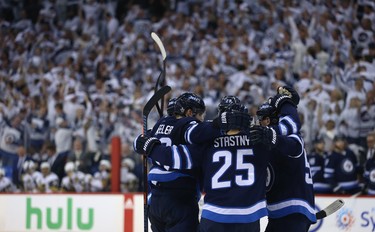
xmin=54 ymin=117 xmax=73 ymax=156
xmin=104 ymin=11 xmax=119 ymax=39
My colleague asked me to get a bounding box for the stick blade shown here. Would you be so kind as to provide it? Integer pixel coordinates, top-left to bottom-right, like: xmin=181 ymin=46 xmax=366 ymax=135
xmin=316 ymin=199 xmax=345 ymax=219
xmin=143 ymin=85 xmax=171 ymax=116
xmin=151 ymin=32 xmax=167 ymax=60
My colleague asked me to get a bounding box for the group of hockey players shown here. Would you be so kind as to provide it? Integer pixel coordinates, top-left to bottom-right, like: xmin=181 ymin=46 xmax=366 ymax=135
xmin=133 ymin=86 xmax=316 ymax=232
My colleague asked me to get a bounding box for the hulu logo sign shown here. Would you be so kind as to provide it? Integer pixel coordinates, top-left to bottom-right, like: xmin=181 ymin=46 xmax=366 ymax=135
xmin=26 ymin=198 xmax=94 ymax=230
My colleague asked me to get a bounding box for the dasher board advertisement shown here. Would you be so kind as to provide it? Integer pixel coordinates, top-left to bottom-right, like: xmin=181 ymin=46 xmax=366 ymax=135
xmin=0 ymin=194 xmax=124 ymax=232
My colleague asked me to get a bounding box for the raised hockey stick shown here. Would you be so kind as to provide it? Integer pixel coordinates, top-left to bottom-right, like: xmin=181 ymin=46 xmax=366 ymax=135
xmin=142 ymin=85 xmax=172 ymax=232
xmin=315 ymin=199 xmax=345 ymax=220
xmin=151 ymin=32 xmax=167 ymax=118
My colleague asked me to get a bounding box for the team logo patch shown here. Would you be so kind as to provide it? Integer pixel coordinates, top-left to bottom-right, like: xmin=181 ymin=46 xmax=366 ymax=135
xmin=266 ymin=164 xmax=274 ymax=192
xmin=370 ymin=169 xmax=375 ymax=183
xmin=358 ymin=32 xmax=368 ymax=42
xmin=341 ymin=159 xmax=354 ymax=174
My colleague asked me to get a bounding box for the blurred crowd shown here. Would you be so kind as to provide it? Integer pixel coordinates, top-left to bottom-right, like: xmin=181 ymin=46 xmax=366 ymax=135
xmin=0 ymin=0 xmax=374 ymax=194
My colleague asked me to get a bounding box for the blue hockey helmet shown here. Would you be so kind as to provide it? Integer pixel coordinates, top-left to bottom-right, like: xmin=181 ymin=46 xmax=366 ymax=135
xmin=223 ymin=102 xmax=248 ymax=113
xmin=174 ymin=92 xmax=205 ymax=116
xmin=218 ymin=95 xmax=241 ymax=114
xmin=167 ymin=97 xmax=177 ymax=116
xmin=220 ymin=102 xmax=251 ymax=131
xmin=256 ymin=102 xmax=279 ymax=125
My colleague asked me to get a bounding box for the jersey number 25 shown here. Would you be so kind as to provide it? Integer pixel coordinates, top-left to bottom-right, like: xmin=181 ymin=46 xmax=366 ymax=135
xmin=212 ymin=149 xmax=254 ymax=189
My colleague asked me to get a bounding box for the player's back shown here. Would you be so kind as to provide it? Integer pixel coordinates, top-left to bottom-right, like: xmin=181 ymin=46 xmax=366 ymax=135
xmin=266 ymin=134 xmax=316 ymax=223
xmin=201 ymin=132 xmax=271 ymax=223
xmin=148 ymin=115 xmax=199 ymax=188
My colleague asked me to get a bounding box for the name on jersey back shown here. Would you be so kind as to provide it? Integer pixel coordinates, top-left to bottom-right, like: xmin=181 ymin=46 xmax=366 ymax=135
xmin=214 ymin=135 xmax=250 ymax=148
xmin=155 ymin=124 xmax=174 ymax=135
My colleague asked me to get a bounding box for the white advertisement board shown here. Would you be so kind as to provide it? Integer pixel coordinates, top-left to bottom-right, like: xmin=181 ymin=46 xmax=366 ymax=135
xmin=130 ymin=194 xmax=375 ymax=232
xmin=308 ymin=196 xmax=375 ymax=232
xmin=0 ymin=194 xmax=124 ymax=232
xmin=1 ymin=194 xmax=374 ymax=232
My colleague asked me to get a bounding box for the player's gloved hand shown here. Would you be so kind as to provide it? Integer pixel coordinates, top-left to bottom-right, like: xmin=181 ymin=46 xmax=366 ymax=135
xmin=249 ymin=125 xmax=277 ymax=148
xmin=277 ymin=86 xmax=300 ymax=106
xmin=269 ymin=94 xmax=295 ymax=112
xmin=213 ymin=112 xmax=251 ymax=131
xmin=145 ymin=129 xmax=152 ymax=137
xmin=133 ymin=134 xmax=161 ymax=155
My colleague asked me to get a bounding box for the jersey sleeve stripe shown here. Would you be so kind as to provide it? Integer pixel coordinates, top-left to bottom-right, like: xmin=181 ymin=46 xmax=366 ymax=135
xmin=185 ymin=123 xmax=198 ymax=144
xmin=172 ymin=145 xmax=181 ymax=169
xmin=278 ymin=123 xmax=288 ymax=135
xmin=279 ymin=115 xmax=298 ymax=134
xmin=201 ymin=200 xmax=268 ymax=223
xmin=267 ymin=199 xmax=316 ymax=222
xmin=181 ymin=145 xmax=192 ymax=169
xmin=287 ymin=134 xmax=304 ymax=158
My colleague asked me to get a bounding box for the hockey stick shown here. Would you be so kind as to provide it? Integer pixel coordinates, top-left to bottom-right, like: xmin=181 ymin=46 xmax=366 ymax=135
xmin=142 ymin=85 xmax=172 ymax=232
xmin=315 ymin=199 xmax=345 ymax=219
xmin=151 ymin=32 xmax=167 ymax=118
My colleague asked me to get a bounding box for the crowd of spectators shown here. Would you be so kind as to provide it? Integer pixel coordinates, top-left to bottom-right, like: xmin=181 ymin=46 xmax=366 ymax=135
xmin=0 ymin=0 xmax=374 ymax=194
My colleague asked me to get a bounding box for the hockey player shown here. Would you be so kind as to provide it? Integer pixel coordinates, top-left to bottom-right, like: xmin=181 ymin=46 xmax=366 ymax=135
xmin=324 ymin=136 xmax=363 ymax=194
xmin=183 ymin=95 xmax=241 ymax=145
xmin=35 ymin=162 xmax=59 ymax=193
xmin=363 ymin=133 xmax=375 ymax=195
xmin=0 ymin=167 xmax=13 ymax=192
xmin=307 ymin=138 xmax=331 ymax=193
xmin=251 ymin=87 xmax=316 ymax=232
xmin=93 ymin=159 xmax=111 ymax=192
xmin=21 ymin=160 xmax=42 ymax=193
xmin=61 ymin=162 xmax=85 ymax=192
xmin=143 ymin=92 xmax=206 ymax=232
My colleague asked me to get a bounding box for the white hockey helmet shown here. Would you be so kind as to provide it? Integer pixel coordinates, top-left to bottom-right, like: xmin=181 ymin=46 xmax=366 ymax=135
xmin=64 ymin=162 xmax=75 ymax=173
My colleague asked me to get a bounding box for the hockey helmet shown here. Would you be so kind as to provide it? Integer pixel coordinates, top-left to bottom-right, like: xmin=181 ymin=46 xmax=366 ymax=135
xmin=174 ymin=92 xmax=205 ymax=116
xmin=64 ymin=162 xmax=75 ymax=173
xmin=167 ymin=97 xmax=177 ymax=116
xmin=23 ymin=160 xmax=36 ymax=171
xmin=218 ymin=95 xmax=241 ymax=114
xmin=220 ymin=103 xmax=251 ymax=131
xmin=256 ymin=102 xmax=279 ymax=125
xmin=223 ymin=102 xmax=248 ymax=113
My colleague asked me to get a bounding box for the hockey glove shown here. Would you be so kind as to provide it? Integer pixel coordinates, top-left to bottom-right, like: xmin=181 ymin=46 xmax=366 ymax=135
xmin=269 ymin=94 xmax=295 ymax=112
xmin=213 ymin=112 xmax=251 ymax=131
xmin=249 ymin=125 xmax=277 ymax=148
xmin=133 ymin=134 xmax=161 ymax=155
xmin=277 ymin=86 xmax=300 ymax=106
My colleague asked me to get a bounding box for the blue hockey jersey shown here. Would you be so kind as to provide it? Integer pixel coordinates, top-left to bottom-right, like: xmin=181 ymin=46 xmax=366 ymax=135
xmin=267 ymin=102 xmax=316 ymax=223
xmin=324 ymin=148 xmax=362 ymax=192
xmin=266 ymin=133 xmax=316 ymax=223
xmin=148 ymin=116 xmax=199 ymax=185
xmin=307 ymin=151 xmax=331 ymax=193
xmin=150 ymin=132 xmax=271 ymax=223
xmin=364 ymin=157 xmax=375 ymax=195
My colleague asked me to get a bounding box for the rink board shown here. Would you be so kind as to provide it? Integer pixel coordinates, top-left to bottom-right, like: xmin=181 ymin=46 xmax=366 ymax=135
xmin=0 ymin=194 xmax=374 ymax=232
